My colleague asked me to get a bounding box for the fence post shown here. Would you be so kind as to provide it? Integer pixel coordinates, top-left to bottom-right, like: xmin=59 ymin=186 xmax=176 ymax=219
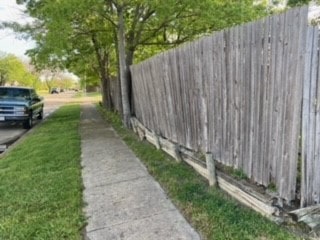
xmin=206 ymin=152 xmax=217 ymax=186
xmin=152 ymin=131 xmax=161 ymax=149
xmin=174 ymin=145 xmax=183 ymax=163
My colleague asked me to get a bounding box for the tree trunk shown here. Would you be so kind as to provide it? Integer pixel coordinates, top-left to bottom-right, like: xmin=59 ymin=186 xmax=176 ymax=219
xmin=99 ymin=54 xmax=113 ymax=110
xmin=91 ymin=34 xmax=113 ymax=110
xmin=0 ymin=73 xmax=5 ymax=86
xmin=126 ymin=49 xmax=135 ymax=115
xmin=117 ymin=6 xmax=131 ymax=128
xmin=101 ymin=73 xmax=113 ymax=110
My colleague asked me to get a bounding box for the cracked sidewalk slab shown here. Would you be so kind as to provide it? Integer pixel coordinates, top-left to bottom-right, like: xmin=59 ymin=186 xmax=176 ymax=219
xmin=80 ymin=103 xmax=200 ymax=240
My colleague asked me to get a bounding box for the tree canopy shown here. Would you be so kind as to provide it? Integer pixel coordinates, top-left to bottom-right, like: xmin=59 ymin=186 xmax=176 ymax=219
xmin=11 ymin=0 xmax=268 ymax=126
xmin=0 ymin=53 xmax=40 ymax=88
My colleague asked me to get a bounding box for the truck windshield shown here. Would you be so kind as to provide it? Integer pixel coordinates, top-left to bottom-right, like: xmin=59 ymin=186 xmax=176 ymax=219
xmin=0 ymin=88 xmax=30 ymax=99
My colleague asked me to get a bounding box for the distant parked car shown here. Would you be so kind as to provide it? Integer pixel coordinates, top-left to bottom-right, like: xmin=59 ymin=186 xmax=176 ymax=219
xmin=51 ymin=87 xmax=59 ymax=94
xmin=0 ymin=86 xmax=44 ymax=129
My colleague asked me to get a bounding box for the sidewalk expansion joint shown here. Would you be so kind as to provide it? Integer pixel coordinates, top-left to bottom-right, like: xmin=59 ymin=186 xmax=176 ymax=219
xmin=89 ymin=175 xmax=149 ymax=189
xmin=86 ymin=209 xmax=177 ymax=234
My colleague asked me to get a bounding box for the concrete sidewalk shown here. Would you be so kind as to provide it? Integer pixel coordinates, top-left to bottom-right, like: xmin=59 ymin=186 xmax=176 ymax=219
xmin=80 ymin=103 xmax=200 ymax=240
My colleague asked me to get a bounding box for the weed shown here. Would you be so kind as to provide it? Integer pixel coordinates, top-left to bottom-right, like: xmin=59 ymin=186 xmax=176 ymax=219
xmin=268 ymin=182 xmax=277 ymax=192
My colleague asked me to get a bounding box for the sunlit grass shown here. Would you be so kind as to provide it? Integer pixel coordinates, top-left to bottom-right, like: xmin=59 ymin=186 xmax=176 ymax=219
xmin=71 ymin=91 xmax=102 ymax=104
xmin=0 ymin=105 xmax=85 ymax=240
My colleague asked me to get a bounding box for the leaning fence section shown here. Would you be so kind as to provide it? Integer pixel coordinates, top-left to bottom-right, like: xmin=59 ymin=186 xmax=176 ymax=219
xmin=131 ymin=7 xmax=313 ymax=205
xmin=301 ymin=26 xmax=320 ymax=207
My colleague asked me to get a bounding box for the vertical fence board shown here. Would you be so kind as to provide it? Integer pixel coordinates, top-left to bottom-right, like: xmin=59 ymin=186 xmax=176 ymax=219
xmin=278 ymin=10 xmax=290 ymax=198
xmin=249 ymin=22 xmax=256 ymax=179
xmin=314 ymin=33 xmax=320 ymax=206
xmin=233 ymin=26 xmax=241 ymax=169
xmin=273 ymin=12 xmax=286 ymax=195
xmin=302 ymin=27 xmax=320 ymax=207
xmin=238 ymin=24 xmax=246 ymax=171
xmin=301 ymin=28 xmax=313 ymax=208
xmin=225 ymin=28 xmax=233 ymax=166
xmin=268 ymin=14 xmax=279 ymax=185
xmin=200 ymin=37 xmax=211 ymax=152
xmin=241 ymin=23 xmax=250 ymax=175
xmin=278 ymin=9 xmax=292 ymax=200
xmin=261 ymin=17 xmax=271 ymax=186
xmin=205 ymin=36 xmax=215 ymax=154
xmin=170 ymin=49 xmax=183 ymax=144
xmin=254 ymin=20 xmax=263 ymax=184
xmin=213 ymin=32 xmax=224 ymax=161
xmin=316 ymin=30 xmax=320 ymax=205
xmin=287 ymin=7 xmax=308 ymax=201
xmin=161 ymin=54 xmax=174 ymax=140
xmin=174 ymin=48 xmax=186 ymax=146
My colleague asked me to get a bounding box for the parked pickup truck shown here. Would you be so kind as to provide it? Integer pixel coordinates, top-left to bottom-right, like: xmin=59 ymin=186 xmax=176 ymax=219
xmin=0 ymin=86 xmax=44 ymax=129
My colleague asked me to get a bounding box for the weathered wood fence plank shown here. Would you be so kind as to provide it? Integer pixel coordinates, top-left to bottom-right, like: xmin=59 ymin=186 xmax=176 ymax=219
xmin=301 ymin=26 xmax=320 ymax=207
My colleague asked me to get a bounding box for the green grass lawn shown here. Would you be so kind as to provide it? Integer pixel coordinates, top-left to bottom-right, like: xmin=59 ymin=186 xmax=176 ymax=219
xmin=0 ymin=102 xmax=304 ymax=240
xmin=0 ymin=105 xmax=85 ymax=240
xmin=73 ymin=91 xmax=101 ymax=100
xmin=98 ymin=106 xmax=302 ymax=240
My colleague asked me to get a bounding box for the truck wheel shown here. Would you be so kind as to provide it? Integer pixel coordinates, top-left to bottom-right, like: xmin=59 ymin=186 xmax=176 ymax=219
xmin=23 ymin=113 xmax=33 ymax=129
xmin=37 ymin=109 xmax=43 ymax=120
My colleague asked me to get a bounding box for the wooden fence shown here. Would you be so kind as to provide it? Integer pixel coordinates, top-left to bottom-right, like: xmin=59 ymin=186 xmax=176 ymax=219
xmin=301 ymin=26 xmax=320 ymax=207
xmin=130 ymin=7 xmax=319 ymax=207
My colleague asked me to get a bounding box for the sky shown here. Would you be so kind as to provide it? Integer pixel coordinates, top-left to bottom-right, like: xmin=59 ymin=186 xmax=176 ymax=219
xmin=0 ymin=1 xmax=79 ymax=80
xmin=0 ymin=0 xmax=35 ymax=58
